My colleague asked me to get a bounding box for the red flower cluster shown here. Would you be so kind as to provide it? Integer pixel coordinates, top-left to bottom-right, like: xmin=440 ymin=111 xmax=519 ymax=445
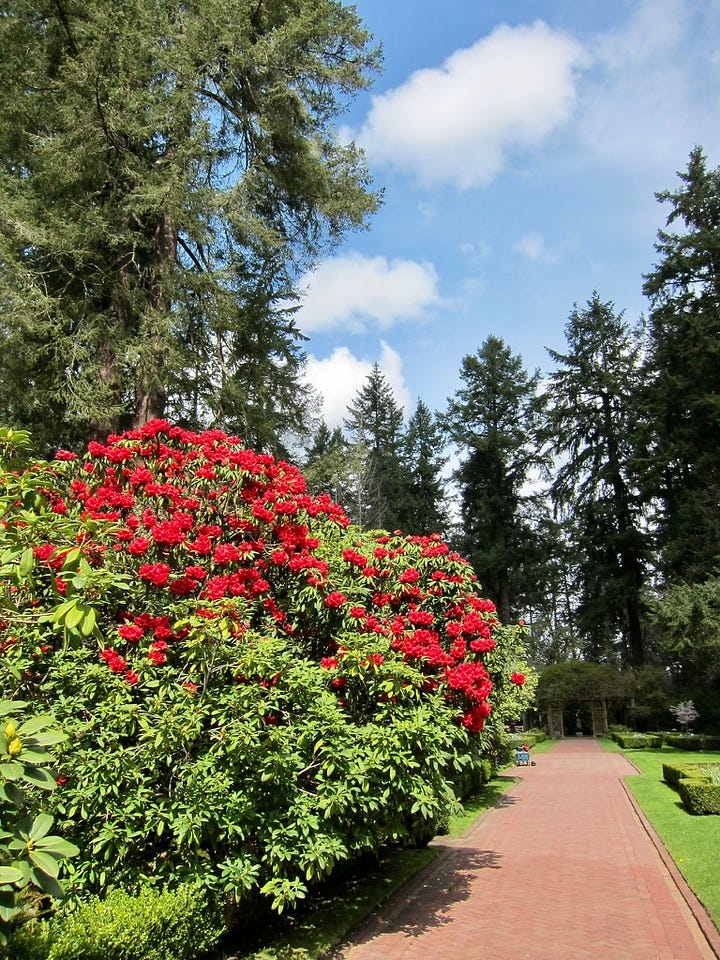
xmin=11 ymin=420 xmax=521 ymax=733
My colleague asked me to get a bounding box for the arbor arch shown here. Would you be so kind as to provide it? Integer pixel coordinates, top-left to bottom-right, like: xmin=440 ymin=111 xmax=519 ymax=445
xmin=536 ymin=661 xmax=632 ymax=738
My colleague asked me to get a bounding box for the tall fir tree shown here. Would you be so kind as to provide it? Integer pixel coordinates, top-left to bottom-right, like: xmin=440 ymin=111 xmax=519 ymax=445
xmin=542 ymin=294 xmax=649 ymax=667
xmin=302 ymin=421 xmax=349 ymax=502
xmin=545 ymin=293 xmax=650 ymax=666
xmin=401 ymin=400 xmax=449 ymax=536
xmin=0 ymin=0 xmax=380 ymax=453
xmin=641 ymin=147 xmax=720 ymax=583
xmin=343 ymin=364 xmax=411 ymax=530
xmin=444 ymin=336 xmax=543 ymax=622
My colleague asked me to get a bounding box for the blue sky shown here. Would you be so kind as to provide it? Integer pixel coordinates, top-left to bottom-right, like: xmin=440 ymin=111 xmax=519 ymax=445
xmin=296 ymin=0 xmax=720 ymax=429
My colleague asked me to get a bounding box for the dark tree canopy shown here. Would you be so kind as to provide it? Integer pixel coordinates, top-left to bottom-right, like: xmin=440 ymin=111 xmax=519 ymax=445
xmin=0 ymin=0 xmax=380 ymax=453
xmin=401 ymin=399 xmax=449 ymax=536
xmin=444 ymin=335 xmax=544 ymax=622
xmin=343 ymin=363 xmax=410 ymax=530
xmin=642 ymin=147 xmax=720 ymax=582
xmin=542 ymin=294 xmax=649 ymax=667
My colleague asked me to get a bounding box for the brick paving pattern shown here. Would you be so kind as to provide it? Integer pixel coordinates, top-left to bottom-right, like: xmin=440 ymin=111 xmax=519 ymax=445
xmin=335 ymin=738 xmax=719 ymax=960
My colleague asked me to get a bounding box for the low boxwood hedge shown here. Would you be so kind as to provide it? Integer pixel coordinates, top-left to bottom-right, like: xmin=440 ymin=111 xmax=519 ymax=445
xmin=613 ymin=733 xmax=663 ymax=749
xmin=662 ymin=761 xmax=720 ymax=787
xmin=4 ymin=884 xmax=224 ymax=960
xmin=677 ymin=777 xmax=720 ymax=815
xmin=664 ymin=734 xmax=720 ymax=750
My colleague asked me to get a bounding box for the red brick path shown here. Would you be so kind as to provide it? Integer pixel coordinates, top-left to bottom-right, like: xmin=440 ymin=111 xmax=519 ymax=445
xmin=335 ymin=739 xmax=720 ymax=960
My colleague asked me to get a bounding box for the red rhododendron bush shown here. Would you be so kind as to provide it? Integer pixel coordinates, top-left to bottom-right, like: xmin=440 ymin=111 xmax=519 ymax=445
xmin=0 ymin=422 xmax=533 ymax=920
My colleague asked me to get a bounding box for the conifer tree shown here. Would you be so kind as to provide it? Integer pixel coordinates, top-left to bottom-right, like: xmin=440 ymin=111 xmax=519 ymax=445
xmin=542 ymin=294 xmax=649 ymax=666
xmin=401 ymin=400 xmax=449 ymax=535
xmin=344 ymin=364 xmax=410 ymax=530
xmin=0 ymin=0 xmax=380 ymax=453
xmin=444 ymin=336 xmax=543 ymax=622
xmin=642 ymin=147 xmax=720 ymax=582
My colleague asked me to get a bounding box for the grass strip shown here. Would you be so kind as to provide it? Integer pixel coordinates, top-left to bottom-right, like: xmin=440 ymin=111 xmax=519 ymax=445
xmin=615 ymin=744 xmax=720 ymax=925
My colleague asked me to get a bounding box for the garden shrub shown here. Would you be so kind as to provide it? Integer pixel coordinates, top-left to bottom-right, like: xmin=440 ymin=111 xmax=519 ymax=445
xmin=4 ymin=883 xmax=223 ymax=960
xmin=663 ymin=761 xmax=720 ymax=788
xmin=0 ymin=421 xmax=534 ymax=923
xmin=613 ymin=733 xmax=663 ymax=749
xmin=0 ymin=701 xmax=79 ymax=945
xmin=677 ymin=778 xmax=720 ymax=815
xmin=664 ymin=734 xmax=720 ymax=750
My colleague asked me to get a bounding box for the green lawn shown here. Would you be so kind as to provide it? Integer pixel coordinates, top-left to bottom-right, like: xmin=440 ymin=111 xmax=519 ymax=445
xmin=612 ymin=743 xmax=720 ymax=925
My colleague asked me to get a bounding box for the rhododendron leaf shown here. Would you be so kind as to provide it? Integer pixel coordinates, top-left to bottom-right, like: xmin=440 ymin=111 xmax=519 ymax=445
xmin=17 ymin=714 xmax=55 ymax=737
xmin=0 ymin=700 xmax=27 ymax=716
xmin=0 ymin=762 xmax=23 ymax=781
xmin=28 ymin=813 xmax=54 ymax=841
xmin=20 ymin=766 xmax=57 ymax=790
xmin=80 ymin=606 xmax=97 ymax=636
xmin=29 ymin=866 xmax=65 ymax=898
xmin=36 ymin=836 xmax=79 ymax=857
xmin=64 ymin=604 xmax=85 ymax=631
xmin=0 ymin=866 xmax=23 ymax=885
xmin=28 ymin=849 xmax=60 ymax=878
xmin=29 ymin=731 xmax=66 ymax=748
xmin=18 ymin=546 xmax=34 ymax=577
xmin=61 ymin=548 xmax=82 ymax=571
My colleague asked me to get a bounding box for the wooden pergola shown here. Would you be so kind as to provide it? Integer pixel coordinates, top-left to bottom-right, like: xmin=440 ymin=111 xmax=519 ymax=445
xmin=537 ymin=661 xmax=632 ymax=738
xmin=545 ymin=699 xmax=610 ymax=738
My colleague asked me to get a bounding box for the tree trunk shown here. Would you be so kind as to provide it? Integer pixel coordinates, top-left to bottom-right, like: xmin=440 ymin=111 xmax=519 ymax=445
xmin=133 ymin=212 xmax=177 ymax=427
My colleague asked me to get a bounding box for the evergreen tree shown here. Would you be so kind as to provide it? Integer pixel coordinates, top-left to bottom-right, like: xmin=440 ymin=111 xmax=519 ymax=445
xmin=0 ymin=0 xmax=380 ymax=453
xmin=343 ymin=364 xmax=410 ymax=530
xmin=444 ymin=336 xmax=543 ymax=622
xmin=302 ymin=421 xmax=349 ymax=502
xmin=642 ymin=147 xmax=720 ymax=582
xmin=542 ymin=294 xmax=649 ymax=666
xmin=401 ymin=400 xmax=449 ymax=535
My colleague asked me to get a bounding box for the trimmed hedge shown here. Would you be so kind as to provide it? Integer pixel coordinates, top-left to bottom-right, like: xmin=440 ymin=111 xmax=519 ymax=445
xmin=678 ymin=778 xmax=720 ymax=815
xmin=664 ymin=734 xmax=720 ymax=750
xmin=662 ymin=761 xmax=720 ymax=788
xmin=613 ymin=733 xmax=663 ymax=749
xmin=4 ymin=884 xmax=223 ymax=960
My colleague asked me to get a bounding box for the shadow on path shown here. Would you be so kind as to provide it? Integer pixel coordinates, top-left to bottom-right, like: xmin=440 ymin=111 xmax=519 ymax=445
xmin=343 ymin=846 xmax=502 ymax=946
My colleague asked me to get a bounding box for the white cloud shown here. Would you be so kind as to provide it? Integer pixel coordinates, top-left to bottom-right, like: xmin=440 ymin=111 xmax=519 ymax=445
xmin=304 ymin=341 xmax=411 ymax=429
xmin=578 ymin=0 xmax=720 ymax=173
xmin=513 ymin=232 xmax=558 ymax=263
xmin=354 ymin=21 xmax=586 ymax=189
xmin=295 ymin=252 xmax=440 ymax=335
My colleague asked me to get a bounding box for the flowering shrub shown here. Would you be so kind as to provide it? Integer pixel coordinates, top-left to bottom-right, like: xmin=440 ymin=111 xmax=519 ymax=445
xmin=0 ymin=421 xmax=533 ymax=921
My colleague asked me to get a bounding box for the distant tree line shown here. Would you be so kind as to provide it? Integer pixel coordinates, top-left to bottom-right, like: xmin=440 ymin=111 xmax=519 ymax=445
xmin=301 ymin=148 xmax=720 ymax=721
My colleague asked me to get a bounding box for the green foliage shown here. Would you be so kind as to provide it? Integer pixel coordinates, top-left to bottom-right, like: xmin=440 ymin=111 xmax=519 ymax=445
xmin=343 ymin=364 xmax=412 ymax=531
xmin=443 ymin=335 xmax=545 ymax=622
xmin=662 ymin=760 xmax=720 ymax=788
xmin=541 ymin=294 xmax=649 ymax=666
xmin=0 ymin=702 xmax=78 ymax=945
xmin=4 ymin=883 xmax=223 ymax=960
xmin=0 ymin=421 xmax=534 ymax=925
xmin=400 ymin=400 xmax=449 ymax=537
xmin=535 ymin=660 xmax=630 ymax=705
xmin=677 ymin=778 xmax=720 ymax=816
xmin=0 ymin=0 xmax=380 ymax=450
xmin=649 ymin=576 xmax=720 ymax=693
xmin=665 ymin=734 xmax=720 ymax=751
xmin=641 ymin=147 xmax=720 ymax=582
xmin=612 ymin=732 xmax=663 ymax=749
